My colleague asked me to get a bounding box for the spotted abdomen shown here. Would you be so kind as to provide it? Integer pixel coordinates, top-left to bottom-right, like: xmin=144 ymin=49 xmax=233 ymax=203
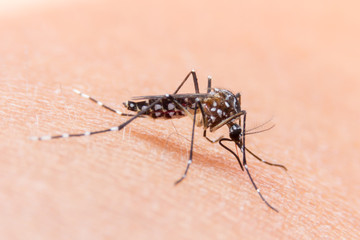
xmin=124 ymin=98 xmax=191 ymax=119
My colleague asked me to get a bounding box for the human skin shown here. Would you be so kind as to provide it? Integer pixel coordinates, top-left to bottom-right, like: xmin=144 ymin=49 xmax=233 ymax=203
xmin=0 ymin=0 xmax=360 ymax=239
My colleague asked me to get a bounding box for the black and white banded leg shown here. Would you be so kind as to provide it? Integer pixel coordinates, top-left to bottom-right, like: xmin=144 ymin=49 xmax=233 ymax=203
xmin=73 ymin=89 xmax=136 ymax=117
xmin=30 ymin=96 xmax=167 ymax=141
xmin=239 ymin=111 xmax=279 ymax=212
xmin=174 ymin=98 xmax=200 ymax=185
xmin=30 ymin=69 xmax=201 ymax=142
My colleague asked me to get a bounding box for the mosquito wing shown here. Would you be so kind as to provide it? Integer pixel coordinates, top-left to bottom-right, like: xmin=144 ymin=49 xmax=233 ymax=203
xmin=132 ymin=93 xmax=209 ymax=100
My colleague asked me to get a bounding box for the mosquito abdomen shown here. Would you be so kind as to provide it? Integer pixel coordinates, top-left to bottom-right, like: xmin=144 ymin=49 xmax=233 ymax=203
xmin=123 ymin=99 xmax=186 ymax=119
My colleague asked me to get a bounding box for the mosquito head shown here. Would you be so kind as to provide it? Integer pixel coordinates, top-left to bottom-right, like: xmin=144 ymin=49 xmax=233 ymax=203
xmin=229 ymin=123 xmax=242 ymax=142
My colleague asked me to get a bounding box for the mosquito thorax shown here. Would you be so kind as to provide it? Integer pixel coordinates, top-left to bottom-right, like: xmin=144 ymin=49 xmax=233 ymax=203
xmin=229 ymin=124 xmax=242 ymax=141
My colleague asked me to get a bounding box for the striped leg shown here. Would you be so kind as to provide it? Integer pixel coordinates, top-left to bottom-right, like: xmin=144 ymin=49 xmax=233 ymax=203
xmin=30 ymin=70 xmax=201 ymax=142
xmin=174 ymin=98 xmax=200 ymax=185
xmin=30 ymin=95 xmax=167 ymax=141
xmin=73 ymin=89 xmax=137 ymax=117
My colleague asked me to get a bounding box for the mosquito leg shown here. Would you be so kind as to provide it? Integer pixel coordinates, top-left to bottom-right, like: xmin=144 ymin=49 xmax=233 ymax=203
xmin=207 ymin=76 xmax=212 ymax=93
xmin=245 ymin=147 xmax=287 ymax=171
xmin=73 ymin=89 xmax=137 ymax=117
xmin=174 ymin=99 xmax=199 ymax=185
xmin=30 ymin=95 xmax=169 ymax=141
xmin=218 ymin=138 xmax=244 ymax=171
xmin=210 ymin=112 xmax=244 ymax=132
xmin=203 ymin=130 xmax=223 ymax=143
xmin=174 ymin=70 xmax=200 ymax=94
xmin=32 ymin=70 xmax=204 ymax=141
xmin=196 ymin=98 xmax=208 ymax=127
xmin=240 ymin=111 xmax=279 ymax=212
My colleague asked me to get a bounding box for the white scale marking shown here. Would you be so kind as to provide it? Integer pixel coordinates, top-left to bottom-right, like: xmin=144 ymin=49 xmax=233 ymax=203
xmin=168 ymin=103 xmax=175 ymax=110
xmin=155 ymin=104 xmax=162 ymax=111
xmin=213 ymin=101 xmax=217 ymax=107
xmin=169 ymin=112 xmax=175 ymax=117
xmin=142 ymin=106 xmax=147 ymax=111
xmin=210 ymin=116 xmax=216 ymax=122
xmin=211 ymin=108 xmax=216 ymax=112
xmin=155 ymin=112 xmax=161 ymax=117
xmin=81 ymin=93 xmax=89 ymax=99
xmin=225 ymin=101 xmax=230 ymax=108
xmin=129 ymin=103 xmax=135 ymax=108
xmin=41 ymin=136 xmax=52 ymax=140
xmin=111 ymin=126 xmax=119 ymax=131
xmin=217 ymin=109 xmax=222 ymax=117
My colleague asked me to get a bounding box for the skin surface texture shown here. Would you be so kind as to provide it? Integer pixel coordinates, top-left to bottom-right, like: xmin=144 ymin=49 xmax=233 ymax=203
xmin=0 ymin=0 xmax=359 ymax=239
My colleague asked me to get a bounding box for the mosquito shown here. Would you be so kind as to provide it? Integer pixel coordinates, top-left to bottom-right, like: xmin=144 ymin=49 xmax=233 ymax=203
xmin=31 ymin=70 xmax=287 ymax=212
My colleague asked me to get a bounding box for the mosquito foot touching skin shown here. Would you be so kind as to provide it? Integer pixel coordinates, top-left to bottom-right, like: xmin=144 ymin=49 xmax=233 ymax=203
xmin=30 ymin=70 xmax=288 ymax=212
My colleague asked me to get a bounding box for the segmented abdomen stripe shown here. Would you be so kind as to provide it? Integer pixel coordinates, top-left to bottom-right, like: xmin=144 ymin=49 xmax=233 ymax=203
xmin=124 ymin=97 xmax=197 ymax=119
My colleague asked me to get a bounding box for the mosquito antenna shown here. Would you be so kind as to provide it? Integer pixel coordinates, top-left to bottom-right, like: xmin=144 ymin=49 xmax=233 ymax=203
xmin=246 ymin=117 xmax=273 ymax=132
xmin=245 ymin=124 xmax=275 ymax=135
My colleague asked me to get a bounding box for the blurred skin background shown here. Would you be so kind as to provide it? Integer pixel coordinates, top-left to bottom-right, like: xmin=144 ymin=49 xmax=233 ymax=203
xmin=0 ymin=0 xmax=359 ymax=239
